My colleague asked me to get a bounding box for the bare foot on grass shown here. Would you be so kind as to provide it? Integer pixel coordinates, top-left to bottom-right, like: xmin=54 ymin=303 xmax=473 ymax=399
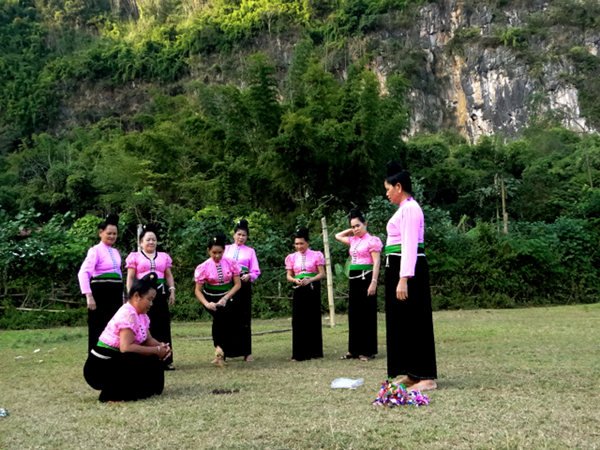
xmin=211 ymin=357 xmax=227 ymax=366
xmin=244 ymin=355 xmax=255 ymax=362
xmin=396 ymin=376 xmax=417 ymax=387
xmin=407 ymin=380 xmax=437 ymax=392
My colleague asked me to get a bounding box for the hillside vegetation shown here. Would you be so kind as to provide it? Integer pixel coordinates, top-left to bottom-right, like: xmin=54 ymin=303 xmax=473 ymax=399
xmin=1 ymin=0 xmax=599 ymax=328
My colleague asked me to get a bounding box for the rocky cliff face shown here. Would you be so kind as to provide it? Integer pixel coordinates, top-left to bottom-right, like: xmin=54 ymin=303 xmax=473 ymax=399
xmin=57 ymin=1 xmax=600 ymax=143
xmin=373 ymin=0 xmax=600 ymax=142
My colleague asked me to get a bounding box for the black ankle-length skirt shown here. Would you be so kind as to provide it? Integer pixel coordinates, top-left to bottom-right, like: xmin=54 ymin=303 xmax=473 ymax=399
xmin=147 ymin=286 xmax=173 ymax=366
xmin=83 ymin=345 xmax=164 ymax=402
xmin=225 ymin=280 xmax=252 ymax=358
xmin=292 ymin=281 xmax=323 ymax=361
xmin=203 ymin=288 xmax=233 ymax=356
xmin=384 ymin=254 xmax=437 ymax=380
xmin=348 ymin=270 xmax=378 ymax=357
xmin=88 ymin=279 xmax=124 ymax=353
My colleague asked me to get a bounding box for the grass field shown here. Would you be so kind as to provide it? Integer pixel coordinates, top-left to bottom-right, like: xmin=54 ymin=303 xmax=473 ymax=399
xmin=1 ymin=304 xmax=599 ymax=449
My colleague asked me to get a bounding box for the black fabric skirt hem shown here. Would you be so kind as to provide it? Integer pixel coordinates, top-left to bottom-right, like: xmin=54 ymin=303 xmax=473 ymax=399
xmin=147 ymin=286 xmax=173 ymax=366
xmin=348 ymin=270 xmax=378 ymax=357
xmin=224 ymin=280 xmax=252 ymax=358
xmin=88 ymin=279 xmax=124 ymax=353
xmin=292 ymin=281 xmax=324 ymax=361
xmin=203 ymin=289 xmax=232 ymax=355
xmin=384 ymin=254 xmax=437 ymax=380
xmin=84 ymin=345 xmax=164 ymax=402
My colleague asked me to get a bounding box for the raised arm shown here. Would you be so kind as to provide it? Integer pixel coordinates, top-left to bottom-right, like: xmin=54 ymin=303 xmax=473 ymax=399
xmin=334 ymin=229 xmax=353 ymax=246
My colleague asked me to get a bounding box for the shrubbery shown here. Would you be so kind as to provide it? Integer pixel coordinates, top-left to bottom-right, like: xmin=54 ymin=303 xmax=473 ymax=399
xmin=1 ymin=0 xmax=600 ymax=329
xmin=1 ymin=198 xmax=599 ymax=329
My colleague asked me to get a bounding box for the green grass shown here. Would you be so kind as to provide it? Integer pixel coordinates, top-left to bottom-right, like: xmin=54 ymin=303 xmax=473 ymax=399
xmin=1 ymin=305 xmax=599 ymax=449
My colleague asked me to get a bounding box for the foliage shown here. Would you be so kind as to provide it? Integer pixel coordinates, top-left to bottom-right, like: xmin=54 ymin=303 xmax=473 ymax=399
xmin=1 ymin=0 xmax=600 ymax=327
xmin=566 ymin=47 xmax=600 ymax=130
xmin=446 ymin=25 xmax=481 ymax=55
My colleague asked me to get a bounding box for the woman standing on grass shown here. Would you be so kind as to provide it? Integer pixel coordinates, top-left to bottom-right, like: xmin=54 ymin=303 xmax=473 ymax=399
xmin=285 ymin=227 xmax=325 ymax=362
xmin=384 ymin=161 xmax=437 ymax=391
xmin=194 ymin=233 xmax=242 ymax=366
xmin=335 ymin=209 xmax=382 ymax=361
xmin=84 ymin=273 xmax=170 ymax=403
xmin=78 ymin=214 xmax=124 ymax=353
xmin=223 ymin=219 xmax=260 ymax=362
xmin=126 ymin=225 xmax=176 ymax=370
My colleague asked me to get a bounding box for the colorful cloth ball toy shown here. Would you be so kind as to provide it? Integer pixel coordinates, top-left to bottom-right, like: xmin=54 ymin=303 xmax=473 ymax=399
xmin=372 ymin=379 xmax=430 ymax=407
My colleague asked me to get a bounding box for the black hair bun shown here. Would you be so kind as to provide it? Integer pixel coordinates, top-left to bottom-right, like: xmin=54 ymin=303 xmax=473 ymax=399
xmin=208 ymin=232 xmax=227 ymax=248
xmin=349 ymin=209 xmax=363 ymax=219
xmin=386 ymin=161 xmax=403 ymax=177
xmin=105 ymin=213 xmax=119 ymax=226
xmin=295 ymin=227 xmax=310 ymax=241
xmin=142 ymin=272 xmax=159 ymax=288
xmin=235 ymin=219 xmax=249 ymax=232
xmin=143 ymin=223 xmax=158 ymax=233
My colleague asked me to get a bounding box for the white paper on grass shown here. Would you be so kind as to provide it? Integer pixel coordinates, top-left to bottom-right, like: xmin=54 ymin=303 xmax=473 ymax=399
xmin=331 ymin=378 xmax=364 ymax=389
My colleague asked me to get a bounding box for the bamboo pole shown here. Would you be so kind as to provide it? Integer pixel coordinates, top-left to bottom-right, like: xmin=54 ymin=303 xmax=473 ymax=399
xmin=321 ymin=217 xmax=336 ymax=327
xmin=501 ymin=176 xmax=508 ymax=236
xmin=137 ymin=224 xmax=143 ymax=251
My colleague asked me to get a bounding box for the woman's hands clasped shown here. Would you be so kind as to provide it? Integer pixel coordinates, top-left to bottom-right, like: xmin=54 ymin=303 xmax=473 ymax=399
xmin=204 ymin=296 xmax=229 ymax=310
xmin=156 ymin=343 xmax=172 ymax=361
xmin=294 ymin=277 xmax=313 ymax=287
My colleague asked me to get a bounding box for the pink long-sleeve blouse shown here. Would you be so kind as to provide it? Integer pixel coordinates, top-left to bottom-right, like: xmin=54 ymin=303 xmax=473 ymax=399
xmin=78 ymin=242 xmax=122 ymax=294
xmin=285 ymin=249 xmax=325 ymax=276
xmin=194 ymin=257 xmax=241 ymax=286
xmin=98 ymin=302 xmax=150 ymax=349
xmin=125 ymin=251 xmax=173 ymax=279
xmin=386 ymin=197 xmax=425 ymax=278
xmin=348 ymin=233 xmax=383 ymax=265
xmin=224 ymin=244 xmax=261 ymax=282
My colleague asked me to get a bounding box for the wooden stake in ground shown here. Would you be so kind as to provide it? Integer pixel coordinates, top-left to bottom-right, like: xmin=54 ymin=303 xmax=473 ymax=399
xmin=321 ymin=217 xmax=336 ymax=327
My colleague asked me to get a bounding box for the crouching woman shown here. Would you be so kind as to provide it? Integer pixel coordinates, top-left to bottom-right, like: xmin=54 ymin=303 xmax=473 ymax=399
xmin=83 ymin=273 xmax=172 ymax=402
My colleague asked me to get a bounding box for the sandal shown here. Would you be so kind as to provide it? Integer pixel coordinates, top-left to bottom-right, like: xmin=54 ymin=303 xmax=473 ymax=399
xmin=340 ymin=353 xmax=355 ymax=360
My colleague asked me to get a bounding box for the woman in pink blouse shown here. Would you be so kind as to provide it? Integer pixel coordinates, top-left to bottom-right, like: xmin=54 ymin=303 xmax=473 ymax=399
xmin=78 ymin=214 xmax=124 ymax=353
xmin=285 ymin=227 xmax=325 ymax=361
xmin=335 ymin=209 xmax=382 ymax=361
xmin=223 ymin=219 xmax=260 ymax=362
xmin=126 ymin=225 xmax=176 ymax=370
xmin=83 ymin=273 xmax=171 ymax=402
xmin=195 ymin=233 xmax=242 ymax=366
xmin=384 ymin=161 xmax=437 ymax=391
